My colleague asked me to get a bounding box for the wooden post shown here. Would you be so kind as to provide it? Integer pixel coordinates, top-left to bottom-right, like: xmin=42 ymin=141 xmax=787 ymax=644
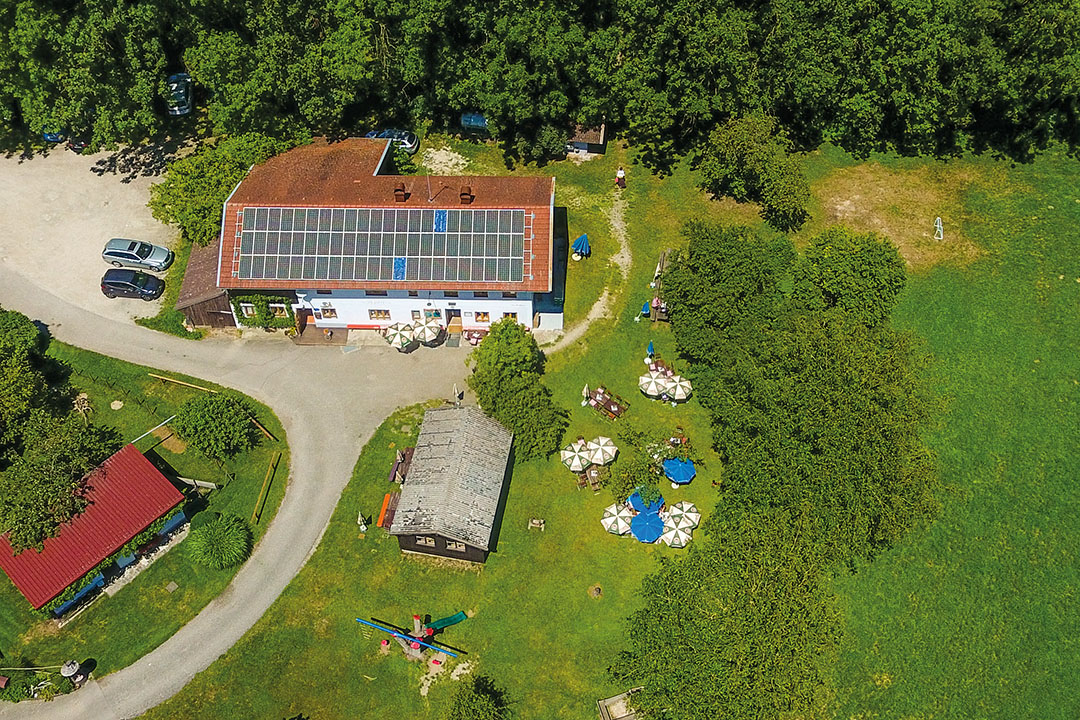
xmin=251 ymin=452 xmax=280 ymax=524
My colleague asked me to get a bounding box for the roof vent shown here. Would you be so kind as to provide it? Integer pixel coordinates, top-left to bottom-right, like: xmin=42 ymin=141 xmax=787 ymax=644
xmin=459 ymin=186 xmax=474 ymax=205
xmin=394 ymin=182 xmax=408 ymax=203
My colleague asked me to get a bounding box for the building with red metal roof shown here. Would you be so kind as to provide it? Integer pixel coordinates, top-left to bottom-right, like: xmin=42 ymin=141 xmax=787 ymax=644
xmin=179 ymin=137 xmax=565 ymax=336
xmin=0 ymin=445 xmax=184 ymax=609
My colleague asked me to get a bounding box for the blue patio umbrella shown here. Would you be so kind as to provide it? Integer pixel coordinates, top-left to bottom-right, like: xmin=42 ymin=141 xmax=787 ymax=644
xmin=647 ymin=341 xmax=654 ymax=356
xmin=630 ymin=511 xmax=665 ymax=543
xmin=572 ymin=234 xmax=591 ymax=256
xmin=628 ymin=489 xmax=664 ymax=513
xmin=641 ymin=301 xmax=650 ymax=316
xmin=663 ymin=458 xmax=696 ymax=485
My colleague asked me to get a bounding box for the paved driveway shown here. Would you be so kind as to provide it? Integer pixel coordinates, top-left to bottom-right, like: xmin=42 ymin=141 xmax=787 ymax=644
xmin=0 ymin=149 xmax=177 ymax=323
xmin=0 ymin=155 xmax=471 ymax=719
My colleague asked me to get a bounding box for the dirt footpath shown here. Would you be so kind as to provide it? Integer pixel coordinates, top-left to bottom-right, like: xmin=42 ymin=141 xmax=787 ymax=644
xmin=0 ymin=149 xmax=177 ymax=323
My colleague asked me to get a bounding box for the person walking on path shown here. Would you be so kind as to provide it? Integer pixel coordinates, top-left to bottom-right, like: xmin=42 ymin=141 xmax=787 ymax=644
xmin=615 ymin=166 xmax=626 ymax=189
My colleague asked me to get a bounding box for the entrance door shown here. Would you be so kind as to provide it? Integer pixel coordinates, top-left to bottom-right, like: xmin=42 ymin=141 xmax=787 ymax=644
xmin=446 ymin=309 xmax=463 ymax=335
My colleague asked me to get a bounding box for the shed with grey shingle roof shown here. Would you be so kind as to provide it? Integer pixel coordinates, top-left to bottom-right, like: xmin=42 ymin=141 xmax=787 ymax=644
xmin=388 ymin=406 xmax=512 ymax=560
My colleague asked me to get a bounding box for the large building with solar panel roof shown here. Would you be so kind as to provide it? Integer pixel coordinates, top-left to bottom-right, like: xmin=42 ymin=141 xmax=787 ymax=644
xmin=177 ymin=137 xmax=562 ymax=334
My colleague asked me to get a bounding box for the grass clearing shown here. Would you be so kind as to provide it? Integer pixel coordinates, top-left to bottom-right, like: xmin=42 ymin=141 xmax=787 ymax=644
xmin=0 ymin=342 xmax=288 ymax=677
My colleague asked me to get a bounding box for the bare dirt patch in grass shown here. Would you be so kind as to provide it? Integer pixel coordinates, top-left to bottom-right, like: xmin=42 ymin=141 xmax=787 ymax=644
xmin=421 ymin=147 xmax=469 ymax=175
xmin=151 ymin=425 xmax=187 ymax=453
xmin=815 ymin=163 xmax=984 ymax=270
xmin=19 ymin=619 xmax=60 ymax=643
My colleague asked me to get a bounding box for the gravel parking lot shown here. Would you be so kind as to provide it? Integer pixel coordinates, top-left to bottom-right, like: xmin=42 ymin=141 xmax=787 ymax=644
xmin=0 ymin=148 xmax=177 ymax=323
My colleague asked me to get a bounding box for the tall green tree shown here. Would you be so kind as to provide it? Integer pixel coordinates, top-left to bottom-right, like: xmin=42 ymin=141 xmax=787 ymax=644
xmin=0 ymin=412 xmax=120 ymax=552
xmin=148 ymin=133 xmax=304 ymax=246
xmin=449 ymin=675 xmax=511 ymax=720
xmin=0 ymin=307 xmax=50 ymax=460
xmin=467 ymin=319 xmax=566 ymax=460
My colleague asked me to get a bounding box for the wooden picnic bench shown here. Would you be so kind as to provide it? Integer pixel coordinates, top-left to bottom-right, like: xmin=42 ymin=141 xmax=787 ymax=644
xmin=588 ymin=386 xmax=629 ymax=420
xmin=578 ymin=465 xmax=609 ymax=492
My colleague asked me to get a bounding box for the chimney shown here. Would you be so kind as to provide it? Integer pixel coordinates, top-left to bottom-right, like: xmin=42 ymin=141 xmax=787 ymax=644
xmin=394 ymin=182 xmax=407 ymax=203
xmin=459 ymin=185 xmax=474 ymax=205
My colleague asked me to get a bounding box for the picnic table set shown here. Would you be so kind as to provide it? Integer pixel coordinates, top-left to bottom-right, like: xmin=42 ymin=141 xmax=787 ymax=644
xmin=582 ymin=384 xmax=629 ymax=420
xmin=638 ymin=347 xmax=692 ymax=403
xmin=601 ymin=491 xmax=701 ymax=548
xmin=561 ymin=436 xmax=620 ymax=489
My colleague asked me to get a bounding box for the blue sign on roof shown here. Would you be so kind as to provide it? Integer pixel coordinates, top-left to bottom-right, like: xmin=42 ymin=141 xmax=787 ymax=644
xmin=393 ymin=257 xmax=407 ymax=281
xmin=434 ymin=209 xmax=447 ymax=232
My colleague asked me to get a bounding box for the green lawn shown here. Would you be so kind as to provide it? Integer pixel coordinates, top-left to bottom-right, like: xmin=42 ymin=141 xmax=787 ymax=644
xmin=831 ymin=153 xmax=1080 ymax=719
xmin=135 ymin=141 xmax=1079 ymax=719
xmin=0 ymin=342 xmax=288 ymax=677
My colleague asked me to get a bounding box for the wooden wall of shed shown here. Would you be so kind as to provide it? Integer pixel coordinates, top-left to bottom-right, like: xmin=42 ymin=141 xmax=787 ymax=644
xmin=397 ymin=534 xmax=487 ymax=563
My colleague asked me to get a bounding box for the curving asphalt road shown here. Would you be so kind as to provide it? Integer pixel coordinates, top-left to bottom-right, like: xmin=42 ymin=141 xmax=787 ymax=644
xmin=0 ymin=266 xmax=469 ymax=719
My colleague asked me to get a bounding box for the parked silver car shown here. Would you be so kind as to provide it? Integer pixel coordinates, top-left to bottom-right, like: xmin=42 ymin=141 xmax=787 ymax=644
xmin=101 ymin=238 xmax=174 ymax=272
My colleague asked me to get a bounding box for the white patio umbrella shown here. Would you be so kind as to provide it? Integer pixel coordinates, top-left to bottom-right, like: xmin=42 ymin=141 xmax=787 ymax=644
xmin=586 ymin=436 xmax=618 ymax=465
xmin=384 ymin=323 xmax=415 ymax=350
xmin=601 ymin=503 xmax=632 ymax=535
xmin=414 ymin=316 xmax=443 ymax=344
xmin=668 ymin=501 xmax=701 ymax=528
xmin=664 ymin=375 xmax=693 ymax=401
xmin=659 ymin=520 xmax=693 ymax=548
xmin=560 ymin=440 xmax=592 ymax=473
xmin=638 ymin=370 xmax=668 ymax=397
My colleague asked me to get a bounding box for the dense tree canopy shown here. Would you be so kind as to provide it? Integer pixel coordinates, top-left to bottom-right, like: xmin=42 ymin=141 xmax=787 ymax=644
xmin=467 ymin=318 xmax=566 ymax=461
xmin=1 ymin=0 xmax=1077 ymax=160
xmin=0 ymin=308 xmax=49 ymax=458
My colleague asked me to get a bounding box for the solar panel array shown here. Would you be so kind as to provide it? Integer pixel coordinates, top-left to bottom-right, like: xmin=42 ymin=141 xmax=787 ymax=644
xmin=236 ymin=207 xmax=528 ymax=283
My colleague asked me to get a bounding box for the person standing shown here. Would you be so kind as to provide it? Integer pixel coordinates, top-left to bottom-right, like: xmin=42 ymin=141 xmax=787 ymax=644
xmin=615 ymin=166 xmax=626 ymax=189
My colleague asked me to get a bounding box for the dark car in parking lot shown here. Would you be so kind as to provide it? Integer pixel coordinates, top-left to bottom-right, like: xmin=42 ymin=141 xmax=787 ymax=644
xmin=167 ymin=73 xmax=193 ymax=116
xmin=102 ymin=238 xmax=174 ymax=272
xmin=101 ymin=269 xmax=165 ymax=300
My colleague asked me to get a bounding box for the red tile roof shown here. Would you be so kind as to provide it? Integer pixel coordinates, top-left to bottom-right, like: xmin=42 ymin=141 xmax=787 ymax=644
xmin=0 ymin=445 xmax=183 ymax=608
xmin=217 ymin=138 xmax=556 ymax=293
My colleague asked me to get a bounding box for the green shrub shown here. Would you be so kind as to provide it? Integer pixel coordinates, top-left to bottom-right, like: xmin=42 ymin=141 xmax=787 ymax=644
xmin=173 ymin=392 xmax=261 ymax=460
xmin=188 ymin=514 xmax=252 ymax=569
xmin=230 ymin=295 xmax=295 ymax=329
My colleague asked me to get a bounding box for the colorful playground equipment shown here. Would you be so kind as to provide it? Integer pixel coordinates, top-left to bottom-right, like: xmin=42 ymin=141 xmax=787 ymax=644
xmin=356 ymin=611 xmax=468 ymax=661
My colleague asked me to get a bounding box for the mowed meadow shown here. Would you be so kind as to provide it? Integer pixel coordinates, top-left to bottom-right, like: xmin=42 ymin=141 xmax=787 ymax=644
xmin=831 ymin=152 xmax=1080 ymax=719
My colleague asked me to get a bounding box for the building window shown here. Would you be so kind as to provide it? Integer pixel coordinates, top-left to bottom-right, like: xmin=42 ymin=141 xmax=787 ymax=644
xmin=443 ymin=291 xmax=458 ymax=298
xmin=473 ymin=291 xmax=488 ymax=298
xmin=503 ymin=291 xmax=517 ymax=298
xmin=369 ymin=309 xmax=391 ymax=320
xmin=475 ymin=312 xmax=490 ymax=323
xmin=321 ymin=307 xmax=338 ymax=319
xmin=316 ymin=289 xmax=332 ymax=295
xmin=503 ymin=312 xmax=517 ymax=320
xmin=269 ymin=303 xmax=288 ymax=318
xmin=446 ymin=541 xmax=466 ymax=552
xmin=424 ymin=309 xmax=442 ymax=320
xmin=239 ymin=302 xmax=256 ymax=318
xmin=411 ymin=310 xmax=422 ymax=321
xmin=366 ymin=290 xmax=388 ymax=297
xmin=415 ymin=536 xmax=436 ymax=547
xmin=408 ymin=290 xmax=419 ymax=297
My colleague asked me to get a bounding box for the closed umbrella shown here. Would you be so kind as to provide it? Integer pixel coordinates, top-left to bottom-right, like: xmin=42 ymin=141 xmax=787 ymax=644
xmin=414 ymin=316 xmax=443 ymax=345
xmin=664 ymin=375 xmax=693 ymax=401
xmin=668 ymin=501 xmax=701 ymax=528
xmin=638 ymin=371 xmax=668 ymax=397
xmin=586 ymin=436 xmax=618 ymax=465
xmin=384 ymin=323 xmax=414 ymax=350
xmin=662 ymin=458 xmax=696 ymax=485
xmin=630 ymin=512 xmax=665 ymax=543
xmin=560 ymin=441 xmax=592 ymax=473
xmin=659 ymin=517 xmax=693 ymax=548
xmin=601 ymin=503 xmax=632 ymax=535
